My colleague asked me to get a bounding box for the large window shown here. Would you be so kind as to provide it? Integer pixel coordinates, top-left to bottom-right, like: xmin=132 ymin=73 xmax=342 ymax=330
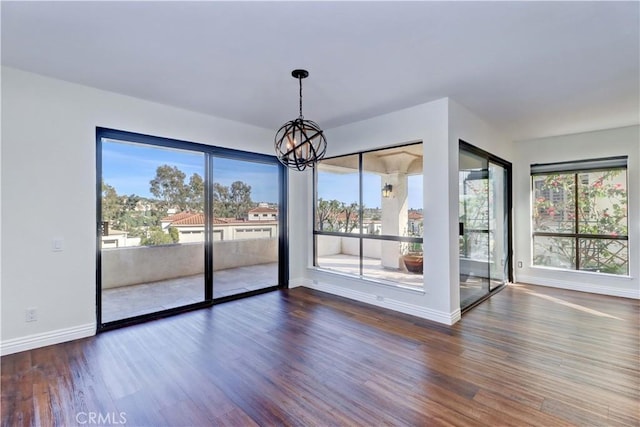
xmin=314 ymin=143 xmax=423 ymax=289
xmin=97 ymin=128 xmax=287 ymax=330
xmin=531 ymin=157 xmax=628 ymax=275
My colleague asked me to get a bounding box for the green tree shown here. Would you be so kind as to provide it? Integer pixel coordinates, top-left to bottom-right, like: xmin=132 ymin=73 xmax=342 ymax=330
xmin=212 ymin=181 xmax=253 ymax=219
xmin=150 ymin=165 xmax=187 ymax=211
xmin=316 ymin=198 xmax=341 ymax=231
xmin=123 ymin=194 xmax=141 ymax=212
xmin=229 ymin=181 xmax=253 ymax=219
xmin=101 ymin=181 xmax=121 ymax=227
xmin=168 ymin=226 xmax=179 ymax=243
xmin=533 ymin=170 xmax=627 ymax=274
xmin=339 ymin=202 xmax=360 ymax=233
xmin=212 ymin=182 xmax=231 ymax=218
xmin=187 ymin=173 xmax=204 ymax=212
xmin=140 ymin=226 xmax=175 ymax=246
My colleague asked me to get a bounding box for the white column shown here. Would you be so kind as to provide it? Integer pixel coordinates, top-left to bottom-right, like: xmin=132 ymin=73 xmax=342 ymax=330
xmin=381 ymin=173 xmax=408 ymax=269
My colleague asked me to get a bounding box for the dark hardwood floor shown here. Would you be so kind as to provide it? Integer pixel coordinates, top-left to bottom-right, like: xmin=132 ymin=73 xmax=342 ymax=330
xmin=2 ymin=283 xmax=639 ymax=426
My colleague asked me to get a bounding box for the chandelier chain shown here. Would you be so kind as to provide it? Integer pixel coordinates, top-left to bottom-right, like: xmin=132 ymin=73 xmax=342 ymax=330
xmin=298 ymin=75 xmax=304 ymax=119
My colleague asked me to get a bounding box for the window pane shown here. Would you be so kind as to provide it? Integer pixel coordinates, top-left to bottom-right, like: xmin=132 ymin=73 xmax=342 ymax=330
xmin=211 ymin=158 xmax=279 ymax=298
xmin=462 ymin=231 xmax=489 ymax=261
xmin=361 ymin=239 xmax=423 ymax=288
xmin=579 ymin=238 xmax=628 ymax=275
xmin=316 ymin=155 xmax=359 ymax=233
xmin=532 ymin=173 xmax=575 ymax=233
xmin=361 ymin=170 xmax=382 ymax=235
xmin=362 ymin=143 xmax=423 ymax=238
xmin=577 ymin=170 xmax=628 ymax=236
xmin=533 ymin=236 xmax=576 ymax=269
xmin=101 ymin=139 xmax=205 ymax=322
xmin=315 ymin=144 xmax=423 ymax=289
xmin=315 ymin=235 xmax=360 ymax=275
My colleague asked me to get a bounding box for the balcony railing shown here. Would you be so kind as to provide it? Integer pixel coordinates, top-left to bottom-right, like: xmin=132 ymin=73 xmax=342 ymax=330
xmin=101 ymin=238 xmax=278 ymax=289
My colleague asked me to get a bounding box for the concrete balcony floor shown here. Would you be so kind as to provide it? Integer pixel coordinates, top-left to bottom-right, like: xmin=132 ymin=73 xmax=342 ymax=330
xmin=319 ymin=254 xmax=492 ymax=307
xmin=316 ymin=254 xmax=424 ymax=288
xmin=102 ymin=262 xmax=278 ymax=323
xmin=102 ymin=255 xmax=492 ymax=323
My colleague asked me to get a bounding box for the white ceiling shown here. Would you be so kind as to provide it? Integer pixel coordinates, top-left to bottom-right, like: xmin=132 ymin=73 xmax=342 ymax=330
xmin=2 ymin=1 xmax=638 ymax=141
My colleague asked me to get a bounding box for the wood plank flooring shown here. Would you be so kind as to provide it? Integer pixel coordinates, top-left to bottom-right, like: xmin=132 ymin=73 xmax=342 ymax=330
xmin=2 ymin=283 xmax=639 ymax=426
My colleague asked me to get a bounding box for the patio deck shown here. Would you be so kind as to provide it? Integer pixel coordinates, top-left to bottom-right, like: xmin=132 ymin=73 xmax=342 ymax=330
xmin=102 ymin=262 xmax=277 ymax=323
xmin=102 ymin=255 xmax=489 ymax=323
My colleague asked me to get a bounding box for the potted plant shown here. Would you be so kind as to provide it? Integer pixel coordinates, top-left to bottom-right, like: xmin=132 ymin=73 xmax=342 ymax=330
xmin=401 ymin=242 xmax=423 ymax=274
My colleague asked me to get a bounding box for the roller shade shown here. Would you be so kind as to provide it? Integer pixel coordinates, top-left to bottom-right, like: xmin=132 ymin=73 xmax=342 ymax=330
xmin=531 ymin=156 xmax=627 ymax=175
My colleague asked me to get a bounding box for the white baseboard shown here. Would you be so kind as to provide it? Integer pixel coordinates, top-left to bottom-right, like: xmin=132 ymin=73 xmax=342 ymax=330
xmin=516 ymin=275 xmax=640 ymax=299
xmin=302 ymin=280 xmax=460 ymax=325
xmin=1 ymin=323 xmax=95 ymax=356
xmin=288 ymin=277 xmax=314 ymax=288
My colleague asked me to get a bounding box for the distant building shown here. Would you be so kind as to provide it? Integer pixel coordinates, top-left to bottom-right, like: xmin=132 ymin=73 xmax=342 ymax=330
xmin=100 ymin=226 xmax=141 ymax=248
xmin=248 ymin=203 xmax=278 ymax=221
xmin=161 ymin=209 xmax=278 ymax=243
xmin=408 ymin=210 xmax=423 ymax=236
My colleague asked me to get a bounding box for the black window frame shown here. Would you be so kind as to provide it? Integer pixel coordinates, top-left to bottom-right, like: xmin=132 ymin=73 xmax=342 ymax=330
xmin=96 ymin=127 xmax=288 ymax=331
xmin=313 ymin=141 xmax=423 ymax=284
xmin=530 ymin=156 xmax=629 ymax=275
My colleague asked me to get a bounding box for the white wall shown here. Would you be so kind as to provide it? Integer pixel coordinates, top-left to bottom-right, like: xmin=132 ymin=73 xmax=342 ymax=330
xmin=289 ymin=99 xmax=450 ymax=322
xmin=5 ymin=66 xmax=635 ymax=355
xmin=290 ymin=98 xmax=511 ymax=325
xmin=0 ymin=67 xmax=274 ymax=355
xmin=513 ymin=125 xmax=640 ymax=298
xmin=448 ymin=100 xmax=514 ymax=309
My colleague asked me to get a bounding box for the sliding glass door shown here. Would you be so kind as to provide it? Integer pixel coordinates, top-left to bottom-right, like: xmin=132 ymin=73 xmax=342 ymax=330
xmin=100 ymin=139 xmax=206 ymax=323
xmin=459 ymin=141 xmax=511 ymax=310
xmin=97 ymin=128 xmax=286 ymax=329
xmin=210 ymin=157 xmax=281 ymax=298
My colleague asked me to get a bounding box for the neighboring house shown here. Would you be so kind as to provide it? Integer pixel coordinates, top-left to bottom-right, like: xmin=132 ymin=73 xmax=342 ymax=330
xmin=408 ymin=210 xmax=423 ymax=236
xmin=161 ymin=211 xmax=278 ymax=243
xmin=248 ymin=204 xmax=278 ymax=221
xmin=100 ymin=228 xmax=141 ymax=248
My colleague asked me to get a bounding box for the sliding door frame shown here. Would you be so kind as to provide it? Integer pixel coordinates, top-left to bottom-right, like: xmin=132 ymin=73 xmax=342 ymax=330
xmin=96 ymin=127 xmax=288 ymax=331
xmin=459 ymin=139 xmax=513 ymax=312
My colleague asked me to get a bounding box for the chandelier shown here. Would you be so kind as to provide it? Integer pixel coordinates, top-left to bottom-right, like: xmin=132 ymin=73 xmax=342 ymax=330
xmin=275 ymin=69 xmax=327 ymax=171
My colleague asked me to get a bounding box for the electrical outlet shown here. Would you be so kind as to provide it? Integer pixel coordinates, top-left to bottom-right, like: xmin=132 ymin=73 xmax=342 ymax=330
xmin=52 ymin=238 xmax=64 ymax=252
xmin=517 ymin=261 xmax=523 ymax=268
xmin=25 ymin=307 xmax=37 ymax=322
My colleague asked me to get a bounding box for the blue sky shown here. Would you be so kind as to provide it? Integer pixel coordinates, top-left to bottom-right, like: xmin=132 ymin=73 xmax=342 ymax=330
xmin=103 ymin=140 xmax=423 ymax=209
xmin=102 ymin=140 xmax=279 ymax=203
xmin=317 ymin=171 xmax=423 ymax=210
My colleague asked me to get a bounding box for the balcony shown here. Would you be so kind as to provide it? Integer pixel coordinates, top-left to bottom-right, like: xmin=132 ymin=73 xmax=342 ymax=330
xmin=101 ymin=237 xmax=489 ymax=322
xmin=101 ymin=239 xmax=277 ymax=323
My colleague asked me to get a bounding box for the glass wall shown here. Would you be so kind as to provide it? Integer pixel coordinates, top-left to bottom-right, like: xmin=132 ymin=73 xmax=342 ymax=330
xmin=314 ymin=143 xmax=423 ymax=289
xmin=211 ymin=157 xmax=280 ymax=298
xmin=100 ymin=139 xmax=206 ymax=323
xmin=459 ymin=141 xmax=511 ymax=310
xmin=97 ymin=128 xmax=286 ymax=329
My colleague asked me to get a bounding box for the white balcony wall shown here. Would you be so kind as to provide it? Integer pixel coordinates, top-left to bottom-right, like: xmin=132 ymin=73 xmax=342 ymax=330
xmin=102 ymin=239 xmax=278 ymax=289
xmin=316 ymin=235 xmax=383 ymax=260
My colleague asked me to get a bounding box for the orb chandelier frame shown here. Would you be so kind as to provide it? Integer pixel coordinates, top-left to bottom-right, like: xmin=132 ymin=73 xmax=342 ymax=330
xmin=274 ymin=69 xmax=327 ymax=171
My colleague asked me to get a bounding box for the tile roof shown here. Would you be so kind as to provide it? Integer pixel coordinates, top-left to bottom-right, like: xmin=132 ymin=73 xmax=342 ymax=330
xmin=408 ymin=211 xmax=423 ymax=220
xmin=171 ymin=213 xmax=204 ymax=225
xmin=162 ymin=212 xmax=277 ymax=227
xmin=161 ymin=212 xmax=194 ymax=222
xmin=249 ymin=207 xmax=278 ymax=213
